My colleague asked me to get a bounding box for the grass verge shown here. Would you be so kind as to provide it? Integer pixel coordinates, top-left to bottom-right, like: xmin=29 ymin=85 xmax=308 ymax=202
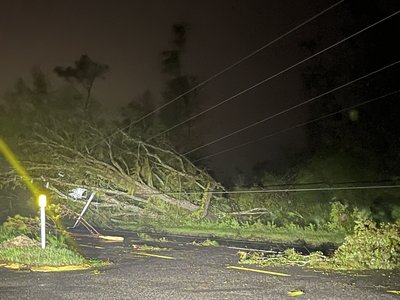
xmin=121 ymin=222 xmax=346 ymax=246
xmin=0 ymin=226 xmax=107 ymax=270
xmin=0 ymin=245 xmax=92 ymax=267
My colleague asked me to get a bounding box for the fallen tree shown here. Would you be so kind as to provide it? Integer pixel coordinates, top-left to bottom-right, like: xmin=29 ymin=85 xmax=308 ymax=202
xmin=1 ymin=121 xmax=227 ymax=225
xmin=0 ymin=76 xmax=227 ymax=226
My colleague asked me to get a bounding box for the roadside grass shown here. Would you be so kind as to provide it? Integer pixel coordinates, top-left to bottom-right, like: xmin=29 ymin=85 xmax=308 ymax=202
xmin=122 ymin=222 xmax=346 ymax=246
xmin=0 ymin=227 xmax=16 ymax=243
xmin=0 ymin=225 xmax=106 ymax=269
xmin=0 ymin=245 xmax=87 ymax=266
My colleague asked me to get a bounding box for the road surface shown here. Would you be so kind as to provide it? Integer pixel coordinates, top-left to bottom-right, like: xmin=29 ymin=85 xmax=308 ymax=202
xmin=0 ymin=230 xmax=398 ymax=299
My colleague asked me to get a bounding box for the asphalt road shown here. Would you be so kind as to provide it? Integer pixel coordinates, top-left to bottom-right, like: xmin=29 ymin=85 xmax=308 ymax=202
xmin=0 ymin=230 xmax=399 ymax=299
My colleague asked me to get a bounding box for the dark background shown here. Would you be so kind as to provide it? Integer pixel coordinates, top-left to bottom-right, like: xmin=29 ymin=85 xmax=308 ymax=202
xmin=1 ymin=0 xmax=399 ymax=183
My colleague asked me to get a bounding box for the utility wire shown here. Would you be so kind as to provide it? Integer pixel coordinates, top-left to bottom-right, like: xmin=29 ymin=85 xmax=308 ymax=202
xmin=182 ymin=59 xmax=400 ymax=156
xmin=245 ymin=179 xmax=399 ymax=187
xmin=88 ymin=0 xmax=344 ymax=150
xmin=137 ymin=184 xmax=400 ymax=196
xmin=192 ymin=89 xmax=400 ymax=162
xmin=147 ymin=9 xmax=400 ymax=142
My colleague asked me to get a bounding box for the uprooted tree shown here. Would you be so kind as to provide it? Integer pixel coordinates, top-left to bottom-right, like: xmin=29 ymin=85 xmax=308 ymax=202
xmin=0 ymin=69 xmax=228 ymax=227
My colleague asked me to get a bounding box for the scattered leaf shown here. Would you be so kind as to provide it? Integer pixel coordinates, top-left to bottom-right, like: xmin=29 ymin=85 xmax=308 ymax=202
xmin=288 ymin=290 xmax=304 ymax=297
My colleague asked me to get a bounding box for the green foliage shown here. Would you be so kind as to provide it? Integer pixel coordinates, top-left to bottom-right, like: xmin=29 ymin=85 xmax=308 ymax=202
xmin=0 ymin=245 xmax=87 ymax=267
xmin=2 ymin=215 xmax=40 ymax=237
xmin=238 ymin=218 xmax=400 ymax=270
xmin=243 ymin=152 xmax=400 ymax=231
xmin=124 ymin=217 xmax=345 ymax=245
xmin=1 ymin=215 xmax=72 ymax=251
xmin=239 ymin=248 xmax=326 ymax=267
xmin=0 ymin=227 xmax=15 ymax=243
xmin=332 ymin=219 xmax=400 ymax=270
xmin=132 ymin=244 xmax=164 ymax=251
xmin=325 ymin=201 xmax=360 ymax=232
xmin=46 ymin=232 xmax=68 ymax=248
xmin=0 ymin=220 xmax=106 ymax=268
xmin=137 ymin=233 xmax=156 ymax=241
xmin=193 ymin=239 xmax=219 ymax=247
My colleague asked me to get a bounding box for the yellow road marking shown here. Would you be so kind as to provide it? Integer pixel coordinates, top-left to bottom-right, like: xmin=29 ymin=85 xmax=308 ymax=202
xmin=31 ymin=265 xmax=91 ymax=272
xmin=227 ymin=266 xmax=291 ymax=277
xmin=3 ymin=263 xmax=90 ymax=272
xmin=387 ymin=290 xmax=400 ymax=295
xmin=134 ymin=252 xmax=175 ymax=260
xmin=4 ymin=263 xmax=21 ymax=270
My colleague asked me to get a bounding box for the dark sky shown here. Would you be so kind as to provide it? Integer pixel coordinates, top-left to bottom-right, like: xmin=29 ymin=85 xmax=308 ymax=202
xmin=1 ymin=0 xmax=381 ymax=181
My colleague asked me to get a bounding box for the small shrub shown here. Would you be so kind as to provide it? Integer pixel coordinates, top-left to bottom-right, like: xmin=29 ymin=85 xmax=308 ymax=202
xmin=239 ymin=248 xmax=326 ymax=267
xmin=326 ymin=201 xmax=354 ymax=232
xmin=137 ymin=233 xmax=155 ymax=241
xmin=193 ymin=239 xmax=219 ymax=247
xmin=238 ymin=218 xmax=400 ymax=270
xmin=2 ymin=215 xmax=40 ymax=237
xmin=332 ymin=219 xmax=400 ymax=270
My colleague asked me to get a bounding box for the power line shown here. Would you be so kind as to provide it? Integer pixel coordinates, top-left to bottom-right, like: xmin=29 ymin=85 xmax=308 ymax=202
xmin=192 ymin=89 xmax=400 ymax=162
xmin=182 ymin=59 xmax=400 ymax=156
xmin=147 ymin=9 xmax=400 ymax=142
xmin=252 ymin=179 xmax=399 ymax=187
xmin=88 ymin=0 xmax=344 ymax=150
xmin=136 ymin=184 xmax=400 ymax=196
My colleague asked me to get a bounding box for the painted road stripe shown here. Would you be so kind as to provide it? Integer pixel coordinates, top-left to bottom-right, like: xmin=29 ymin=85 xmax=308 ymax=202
xmin=134 ymin=252 xmax=175 ymax=260
xmin=227 ymin=266 xmax=291 ymax=277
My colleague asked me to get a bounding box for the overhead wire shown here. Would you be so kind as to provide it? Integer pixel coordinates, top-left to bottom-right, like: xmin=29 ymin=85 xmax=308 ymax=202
xmin=136 ymin=184 xmax=400 ymax=196
xmin=192 ymin=89 xmax=400 ymax=162
xmin=87 ymin=0 xmax=344 ymax=150
xmin=182 ymin=59 xmax=400 ymax=156
xmin=147 ymin=9 xmax=400 ymax=142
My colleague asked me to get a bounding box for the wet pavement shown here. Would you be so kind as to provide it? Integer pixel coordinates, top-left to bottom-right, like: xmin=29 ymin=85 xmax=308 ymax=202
xmin=0 ymin=229 xmax=399 ymax=299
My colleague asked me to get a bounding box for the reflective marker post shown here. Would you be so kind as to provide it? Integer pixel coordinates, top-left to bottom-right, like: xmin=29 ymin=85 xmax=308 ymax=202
xmin=38 ymin=194 xmax=47 ymax=249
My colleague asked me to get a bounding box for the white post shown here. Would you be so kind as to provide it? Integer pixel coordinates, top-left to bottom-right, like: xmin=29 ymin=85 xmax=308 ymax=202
xmin=39 ymin=194 xmax=47 ymax=249
xmin=73 ymin=192 xmax=95 ymax=228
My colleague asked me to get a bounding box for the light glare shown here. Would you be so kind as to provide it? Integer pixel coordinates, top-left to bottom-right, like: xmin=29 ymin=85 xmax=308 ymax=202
xmin=39 ymin=194 xmax=47 ymax=207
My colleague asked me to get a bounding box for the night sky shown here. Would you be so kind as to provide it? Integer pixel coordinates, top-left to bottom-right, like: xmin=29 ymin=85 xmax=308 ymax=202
xmin=1 ymin=0 xmax=398 ymax=182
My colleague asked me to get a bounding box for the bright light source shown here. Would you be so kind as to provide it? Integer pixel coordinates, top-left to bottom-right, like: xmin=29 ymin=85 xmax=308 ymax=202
xmin=39 ymin=194 xmax=47 ymax=207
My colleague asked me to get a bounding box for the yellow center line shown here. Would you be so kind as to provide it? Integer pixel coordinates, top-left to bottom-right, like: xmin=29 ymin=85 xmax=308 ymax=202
xmin=227 ymin=266 xmax=291 ymax=277
xmin=31 ymin=265 xmax=91 ymax=272
xmin=3 ymin=263 xmax=90 ymax=272
xmin=134 ymin=252 xmax=175 ymax=260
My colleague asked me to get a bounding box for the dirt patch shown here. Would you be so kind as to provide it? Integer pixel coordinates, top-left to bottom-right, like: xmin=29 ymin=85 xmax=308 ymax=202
xmin=0 ymin=235 xmax=40 ymax=248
